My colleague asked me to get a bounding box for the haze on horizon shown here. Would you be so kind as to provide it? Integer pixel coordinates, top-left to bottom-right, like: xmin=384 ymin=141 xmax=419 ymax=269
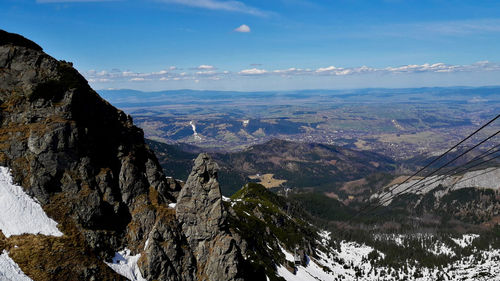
xmin=2 ymin=0 xmax=500 ymax=91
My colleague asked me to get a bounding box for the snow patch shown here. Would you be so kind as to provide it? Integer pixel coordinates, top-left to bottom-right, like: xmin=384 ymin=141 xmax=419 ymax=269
xmin=337 ymin=241 xmax=373 ymax=265
xmin=391 ymin=119 xmax=404 ymax=130
xmin=428 ymin=241 xmax=455 ymax=257
xmin=0 ymin=250 xmax=33 ymax=281
xmin=189 ymin=121 xmax=202 ymax=140
xmin=374 ymin=175 xmax=454 ymax=205
xmin=279 ymin=245 xmax=295 ymax=263
xmin=452 ymin=234 xmax=480 ymax=248
xmin=444 ymin=248 xmax=500 ymax=280
xmin=0 ymin=166 xmax=63 ymax=238
xmin=277 ymin=259 xmax=336 ymax=281
xmin=318 ymin=230 xmax=331 ymax=245
xmin=453 ymin=168 xmax=500 ymax=190
xmin=105 ymin=249 xmax=146 ymax=281
xmin=375 ymin=167 xmax=500 ymax=205
xmin=144 ymin=238 xmax=150 ymax=250
xmin=278 ymin=246 xmax=338 ymax=281
xmin=372 ymin=233 xmax=406 ymax=246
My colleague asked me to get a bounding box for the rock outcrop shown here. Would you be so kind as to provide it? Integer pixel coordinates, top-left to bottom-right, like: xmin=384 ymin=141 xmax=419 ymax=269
xmin=0 ymin=29 xmax=251 ymax=281
xmin=176 ymin=154 xmax=247 ymax=281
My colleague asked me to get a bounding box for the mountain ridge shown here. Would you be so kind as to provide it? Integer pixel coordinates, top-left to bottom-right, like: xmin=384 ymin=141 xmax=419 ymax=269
xmin=0 ymin=29 xmax=255 ymax=281
xmin=147 ymin=138 xmax=395 ymax=195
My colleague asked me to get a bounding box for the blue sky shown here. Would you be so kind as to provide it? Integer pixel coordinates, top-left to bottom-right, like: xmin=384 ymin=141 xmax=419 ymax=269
xmin=2 ymin=0 xmax=500 ymax=91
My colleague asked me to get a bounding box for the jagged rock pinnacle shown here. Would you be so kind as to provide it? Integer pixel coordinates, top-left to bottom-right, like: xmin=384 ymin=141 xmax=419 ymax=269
xmin=176 ymin=153 xmax=246 ymax=281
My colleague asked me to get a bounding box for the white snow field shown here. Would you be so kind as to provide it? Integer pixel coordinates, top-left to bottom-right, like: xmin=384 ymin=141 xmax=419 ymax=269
xmin=0 ymin=166 xmax=63 ymax=238
xmin=0 ymin=250 xmax=33 ymax=281
xmin=105 ymin=249 xmax=147 ymax=281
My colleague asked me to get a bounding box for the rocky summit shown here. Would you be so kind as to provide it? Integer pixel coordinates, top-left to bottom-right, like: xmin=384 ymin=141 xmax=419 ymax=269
xmin=0 ymin=30 xmax=255 ymax=281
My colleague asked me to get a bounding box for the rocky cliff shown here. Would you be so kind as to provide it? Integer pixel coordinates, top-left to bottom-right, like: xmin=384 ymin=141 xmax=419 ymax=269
xmin=0 ymin=30 xmax=255 ymax=281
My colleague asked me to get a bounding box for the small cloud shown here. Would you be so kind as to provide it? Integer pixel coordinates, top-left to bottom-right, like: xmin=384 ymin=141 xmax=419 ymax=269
xmin=122 ymin=71 xmax=136 ymax=77
xmin=153 ymin=70 xmax=169 ymax=75
xmin=316 ymin=66 xmax=340 ymax=73
xmin=169 ymin=66 xmax=178 ymax=70
xmin=130 ymin=77 xmax=145 ymax=81
xmin=234 ymin=24 xmax=251 ymax=33
xmin=196 ymin=70 xmax=216 ymax=75
xmin=239 ymin=68 xmax=267 ymax=75
xmin=195 ymin=65 xmax=215 ymax=70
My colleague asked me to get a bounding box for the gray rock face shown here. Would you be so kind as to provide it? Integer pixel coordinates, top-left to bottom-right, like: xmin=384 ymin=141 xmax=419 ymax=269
xmin=0 ymin=30 xmax=251 ymax=281
xmin=176 ymin=154 xmax=247 ymax=281
xmin=177 ymin=154 xmax=225 ymax=241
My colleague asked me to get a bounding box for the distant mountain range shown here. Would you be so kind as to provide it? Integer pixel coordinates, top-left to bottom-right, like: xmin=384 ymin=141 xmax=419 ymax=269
xmin=99 ymin=86 xmax=500 ymax=108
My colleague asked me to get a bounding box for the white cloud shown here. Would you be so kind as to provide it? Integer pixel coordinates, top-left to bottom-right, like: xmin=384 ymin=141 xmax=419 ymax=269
xmin=122 ymin=71 xmax=136 ymax=77
xmin=238 ymin=68 xmax=268 ymax=75
xmin=311 ymin=62 xmax=498 ymax=76
xmin=384 ymin=63 xmax=460 ymax=73
xmin=273 ymin=68 xmax=312 ymax=76
xmin=316 ymin=66 xmax=340 ymax=73
xmin=159 ymin=0 xmax=269 ymax=17
xmin=196 ymin=64 xmax=215 ymax=70
xmin=84 ymin=61 xmax=500 ymax=84
xmin=314 ymin=65 xmax=376 ymax=76
xmin=196 ymin=70 xmax=216 ymax=75
xmin=153 ymin=70 xmax=169 ymax=75
xmin=234 ymin=24 xmax=250 ymax=33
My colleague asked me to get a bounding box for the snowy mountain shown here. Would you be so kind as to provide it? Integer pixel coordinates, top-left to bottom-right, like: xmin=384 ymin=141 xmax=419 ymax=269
xmin=0 ymin=29 xmax=499 ymax=281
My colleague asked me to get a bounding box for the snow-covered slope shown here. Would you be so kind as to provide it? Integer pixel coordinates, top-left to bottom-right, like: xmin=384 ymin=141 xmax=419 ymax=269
xmin=0 ymin=250 xmax=33 ymax=281
xmin=277 ymin=231 xmax=500 ymax=281
xmin=0 ymin=167 xmax=63 ymax=238
xmin=372 ymin=167 xmax=500 ymax=205
xmin=105 ymin=249 xmax=146 ymax=281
